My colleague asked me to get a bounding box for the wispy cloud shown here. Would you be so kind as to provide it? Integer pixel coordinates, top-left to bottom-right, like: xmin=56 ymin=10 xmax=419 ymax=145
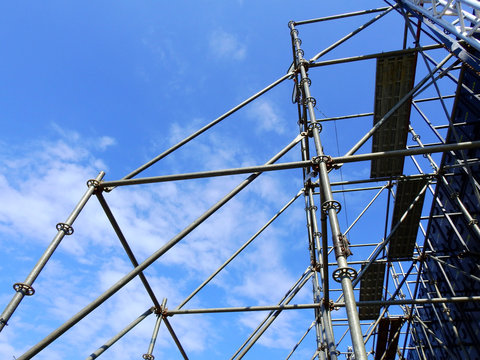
xmin=0 ymin=123 xmax=307 ymax=359
xmin=247 ymin=99 xmax=286 ymax=135
xmin=209 ymin=29 xmax=247 ymax=61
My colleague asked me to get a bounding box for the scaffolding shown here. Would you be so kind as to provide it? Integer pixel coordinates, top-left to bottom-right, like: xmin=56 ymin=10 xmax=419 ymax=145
xmin=1 ymin=2 xmax=480 ymax=359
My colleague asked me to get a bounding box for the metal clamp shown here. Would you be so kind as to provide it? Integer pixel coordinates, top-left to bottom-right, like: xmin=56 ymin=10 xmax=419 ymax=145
xmin=469 ymin=219 xmax=478 ymax=226
xmin=86 ymin=179 xmax=100 ymax=188
xmin=412 ymin=134 xmax=421 ymax=141
xmin=304 ymin=96 xmax=316 ymax=107
xmin=296 ymin=48 xmax=305 ymax=58
xmin=336 ymin=234 xmax=352 ymax=258
xmin=321 ymin=200 xmax=341 ymax=214
xmin=56 ymin=223 xmax=74 ymax=235
xmin=142 ymin=354 xmax=155 ymax=360
xmin=290 ymin=28 xmax=299 ymax=37
xmin=332 ymin=267 xmax=357 ymax=283
xmin=294 ymin=37 xmax=302 ymax=46
xmin=13 ymin=283 xmax=35 ymax=296
xmin=305 ymin=205 xmax=318 ymax=212
xmin=312 ymin=155 xmax=330 ymax=165
xmin=307 ymin=122 xmax=322 ymax=135
xmin=300 ymin=77 xmax=311 ymax=87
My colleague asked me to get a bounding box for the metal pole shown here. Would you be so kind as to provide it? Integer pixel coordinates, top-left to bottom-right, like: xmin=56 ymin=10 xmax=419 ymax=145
xmin=117 ymin=73 xmax=293 ymax=184
xmin=306 ymin=187 xmax=338 ymax=359
xmin=101 ymin=160 xmax=310 ymax=188
xmin=163 ymin=318 xmax=189 ymax=360
xmin=230 ymin=268 xmax=313 ymax=359
xmin=232 ymin=272 xmax=313 ymax=360
xmin=334 ymin=140 xmax=480 ymax=164
xmin=0 ymin=171 xmax=105 ymax=332
xmin=143 ymin=298 xmax=167 ymax=359
xmin=293 ymin=7 xmax=391 ymax=26
xmin=162 ymin=296 xmax=480 ymax=315
xmin=16 ymin=136 xmax=303 ymax=360
xmin=96 ymin=192 xmax=161 ymax=308
xmin=309 ymin=6 xmax=396 ymax=62
xmin=309 ymin=44 xmax=443 ymax=68
xmin=289 ymin=22 xmax=367 ymax=360
xmin=86 ymin=308 xmax=154 ymax=360
xmin=176 ymin=188 xmax=303 ymax=310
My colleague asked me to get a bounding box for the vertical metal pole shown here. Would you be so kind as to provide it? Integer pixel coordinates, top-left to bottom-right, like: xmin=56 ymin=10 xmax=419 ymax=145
xmin=307 ymin=187 xmax=338 ymax=359
xmin=289 ymin=23 xmax=367 ymax=360
xmin=143 ymin=298 xmax=167 ymax=360
xmin=0 ymin=171 xmax=105 ymax=332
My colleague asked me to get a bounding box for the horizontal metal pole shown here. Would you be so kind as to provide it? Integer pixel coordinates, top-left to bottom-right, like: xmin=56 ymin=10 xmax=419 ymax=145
xmin=319 ymin=113 xmax=373 ymax=122
xmin=309 ymin=44 xmax=443 ymax=68
xmin=332 ymin=141 xmax=480 ymax=164
xmin=293 ymin=7 xmax=391 ymax=25
xmin=413 ymin=94 xmax=455 ymax=103
xmin=101 ymin=160 xmax=309 ymax=188
xmin=101 ymin=141 xmax=478 ymax=188
xmin=166 ymin=296 xmax=480 ymax=315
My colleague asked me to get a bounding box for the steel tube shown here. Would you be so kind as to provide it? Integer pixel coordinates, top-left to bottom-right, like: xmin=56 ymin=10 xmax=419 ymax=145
xmin=309 ymin=44 xmax=443 ymax=68
xmin=293 ymin=7 xmax=391 ymax=25
xmin=164 ymin=296 xmax=480 ymax=315
xmin=17 ymin=137 xmax=302 ymax=360
xmin=319 ymin=113 xmax=373 ymax=122
xmin=96 ymin=192 xmax=160 ymax=308
xmin=86 ymin=308 xmax=153 ymax=360
xmin=176 ymin=188 xmax=303 ymax=309
xmin=0 ymin=171 xmax=105 ymax=332
xmin=144 ymin=299 xmax=167 ymax=358
xmin=233 ymin=272 xmax=313 ymax=359
xmin=163 ymin=318 xmax=189 ymax=360
xmin=101 ymin=160 xmax=309 ymax=188
xmin=290 ymin=23 xmax=367 ymax=360
xmin=230 ymin=268 xmax=312 ymax=359
xmin=118 ymin=73 xmax=293 ymax=183
xmin=310 ymin=6 xmax=396 ymax=62
xmin=333 ymin=140 xmax=480 ymax=164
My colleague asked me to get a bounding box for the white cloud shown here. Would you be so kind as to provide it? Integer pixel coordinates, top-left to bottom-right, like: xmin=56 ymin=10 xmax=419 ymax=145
xmin=0 ymin=124 xmax=309 ymax=359
xmin=247 ymin=99 xmax=286 ymax=134
xmin=209 ymin=29 xmax=247 ymax=61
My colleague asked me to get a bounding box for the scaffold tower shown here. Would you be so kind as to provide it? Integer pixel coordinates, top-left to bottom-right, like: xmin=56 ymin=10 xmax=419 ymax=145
xmin=1 ymin=1 xmax=480 ymax=359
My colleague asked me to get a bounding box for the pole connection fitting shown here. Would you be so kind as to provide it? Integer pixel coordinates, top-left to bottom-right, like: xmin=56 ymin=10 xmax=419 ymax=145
xmin=87 ymin=178 xmax=103 ymax=194
xmin=321 ymin=200 xmax=341 ymax=214
xmin=323 ymin=298 xmax=335 ymax=311
xmin=468 ymin=218 xmax=479 ymax=226
xmin=56 ymin=223 xmax=74 ymax=235
xmin=303 ymin=96 xmax=316 ymax=107
xmin=305 ymin=205 xmax=318 ymax=212
xmin=312 ymin=155 xmax=334 ymax=171
xmin=142 ymin=354 xmax=155 ymax=360
xmin=153 ymin=306 xmax=169 ymax=317
xmin=300 ymin=76 xmax=311 ymax=87
xmin=307 ymin=122 xmax=322 ymax=137
xmin=13 ymin=282 xmax=35 ymax=296
xmin=335 ymin=234 xmax=352 ymax=258
xmin=332 ymin=267 xmax=357 ymax=283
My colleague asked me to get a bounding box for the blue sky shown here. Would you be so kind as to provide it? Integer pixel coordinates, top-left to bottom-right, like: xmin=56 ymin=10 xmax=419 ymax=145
xmin=0 ymin=1 xmax=459 ymax=359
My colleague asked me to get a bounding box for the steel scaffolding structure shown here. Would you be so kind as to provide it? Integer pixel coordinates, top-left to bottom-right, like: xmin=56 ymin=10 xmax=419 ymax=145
xmin=1 ymin=2 xmax=480 ymax=359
